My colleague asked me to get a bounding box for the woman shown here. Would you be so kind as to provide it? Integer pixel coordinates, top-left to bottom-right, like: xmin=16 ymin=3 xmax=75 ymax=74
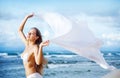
xmin=18 ymin=13 xmax=49 ymax=78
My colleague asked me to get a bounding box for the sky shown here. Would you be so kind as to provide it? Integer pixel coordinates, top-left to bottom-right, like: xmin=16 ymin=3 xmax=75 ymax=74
xmin=0 ymin=0 xmax=120 ymax=52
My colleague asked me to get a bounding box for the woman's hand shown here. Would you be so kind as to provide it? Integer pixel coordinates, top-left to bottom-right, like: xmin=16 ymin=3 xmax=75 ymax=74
xmin=40 ymin=40 xmax=50 ymax=47
xmin=26 ymin=13 xmax=34 ymax=18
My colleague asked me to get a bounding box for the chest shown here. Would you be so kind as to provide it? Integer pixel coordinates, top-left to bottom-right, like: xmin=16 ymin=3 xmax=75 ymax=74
xmin=21 ymin=46 xmax=35 ymax=62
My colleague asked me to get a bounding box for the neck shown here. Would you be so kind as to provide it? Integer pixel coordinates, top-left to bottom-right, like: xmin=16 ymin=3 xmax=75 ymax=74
xmin=28 ymin=41 xmax=35 ymax=46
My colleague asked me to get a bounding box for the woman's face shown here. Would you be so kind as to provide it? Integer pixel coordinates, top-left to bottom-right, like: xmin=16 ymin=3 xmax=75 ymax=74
xmin=27 ymin=29 xmax=38 ymax=41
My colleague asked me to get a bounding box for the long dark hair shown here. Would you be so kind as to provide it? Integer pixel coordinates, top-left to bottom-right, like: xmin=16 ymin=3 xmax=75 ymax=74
xmin=31 ymin=27 xmax=42 ymax=45
xmin=31 ymin=27 xmax=47 ymax=75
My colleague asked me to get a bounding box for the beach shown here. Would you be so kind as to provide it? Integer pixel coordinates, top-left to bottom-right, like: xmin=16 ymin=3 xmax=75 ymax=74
xmin=0 ymin=51 xmax=120 ymax=78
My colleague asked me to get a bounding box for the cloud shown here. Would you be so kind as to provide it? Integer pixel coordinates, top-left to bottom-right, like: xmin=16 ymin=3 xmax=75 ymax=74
xmin=0 ymin=10 xmax=120 ymax=51
xmin=102 ymin=33 xmax=120 ymax=41
xmin=70 ymin=13 xmax=120 ymax=48
xmin=0 ymin=13 xmax=54 ymax=49
xmin=0 ymin=17 xmax=21 ymax=48
xmin=100 ymin=33 xmax=120 ymax=48
xmin=72 ymin=13 xmax=120 ymax=36
xmin=0 ymin=12 xmax=18 ymax=20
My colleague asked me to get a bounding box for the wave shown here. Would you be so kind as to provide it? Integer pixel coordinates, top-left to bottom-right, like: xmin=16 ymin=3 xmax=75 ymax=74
xmin=0 ymin=52 xmax=120 ymax=65
xmin=115 ymin=52 xmax=120 ymax=56
xmin=0 ymin=52 xmax=19 ymax=58
xmin=0 ymin=52 xmax=19 ymax=56
xmin=0 ymin=53 xmax=8 ymax=56
xmin=45 ymin=54 xmax=78 ymax=58
xmin=0 ymin=52 xmax=120 ymax=59
xmin=103 ymin=52 xmax=120 ymax=57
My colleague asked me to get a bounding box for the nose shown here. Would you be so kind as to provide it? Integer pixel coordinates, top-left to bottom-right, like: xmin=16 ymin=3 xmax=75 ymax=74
xmin=27 ymin=34 xmax=30 ymax=38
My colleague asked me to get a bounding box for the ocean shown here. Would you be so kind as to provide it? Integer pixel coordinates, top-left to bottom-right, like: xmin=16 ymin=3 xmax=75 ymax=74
xmin=0 ymin=49 xmax=120 ymax=78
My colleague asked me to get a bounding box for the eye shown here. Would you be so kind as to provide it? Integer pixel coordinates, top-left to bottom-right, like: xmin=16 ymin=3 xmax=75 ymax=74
xmin=28 ymin=32 xmax=31 ymax=35
xmin=28 ymin=32 xmax=36 ymax=35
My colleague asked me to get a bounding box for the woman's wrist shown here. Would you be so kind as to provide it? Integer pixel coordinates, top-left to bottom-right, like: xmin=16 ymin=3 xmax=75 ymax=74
xmin=25 ymin=13 xmax=34 ymax=19
xmin=39 ymin=43 xmax=43 ymax=48
xmin=25 ymin=16 xmax=29 ymax=19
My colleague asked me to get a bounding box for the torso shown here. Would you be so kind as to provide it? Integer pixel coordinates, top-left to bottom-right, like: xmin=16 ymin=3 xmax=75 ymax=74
xmin=21 ymin=45 xmax=37 ymax=77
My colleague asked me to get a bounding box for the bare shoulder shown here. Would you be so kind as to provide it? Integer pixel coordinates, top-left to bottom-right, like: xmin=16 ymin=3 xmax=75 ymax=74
xmin=33 ymin=45 xmax=39 ymax=52
xmin=34 ymin=45 xmax=39 ymax=49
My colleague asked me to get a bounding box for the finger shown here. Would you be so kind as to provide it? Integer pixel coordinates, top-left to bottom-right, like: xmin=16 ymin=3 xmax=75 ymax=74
xmin=31 ymin=13 xmax=34 ymax=16
xmin=46 ymin=40 xmax=50 ymax=43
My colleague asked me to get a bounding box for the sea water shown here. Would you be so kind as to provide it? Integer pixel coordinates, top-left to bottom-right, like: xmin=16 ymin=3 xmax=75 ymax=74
xmin=0 ymin=50 xmax=120 ymax=78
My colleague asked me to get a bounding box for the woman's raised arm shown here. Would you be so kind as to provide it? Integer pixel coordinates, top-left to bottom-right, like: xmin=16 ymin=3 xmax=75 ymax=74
xmin=18 ymin=13 xmax=34 ymax=45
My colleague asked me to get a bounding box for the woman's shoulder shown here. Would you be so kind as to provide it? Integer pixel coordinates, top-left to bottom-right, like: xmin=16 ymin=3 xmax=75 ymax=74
xmin=33 ymin=44 xmax=39 ymax=51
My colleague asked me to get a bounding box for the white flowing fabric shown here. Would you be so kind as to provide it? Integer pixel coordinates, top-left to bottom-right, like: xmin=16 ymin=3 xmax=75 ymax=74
xmin=40 ymin=12 xmax=116 ymax=70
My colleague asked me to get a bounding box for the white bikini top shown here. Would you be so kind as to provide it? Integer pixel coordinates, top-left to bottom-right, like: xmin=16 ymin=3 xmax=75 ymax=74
xmin=21 ymin=53 xmax=29 ymax=62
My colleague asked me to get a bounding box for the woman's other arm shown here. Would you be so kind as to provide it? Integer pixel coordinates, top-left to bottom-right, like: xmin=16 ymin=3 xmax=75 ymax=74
xmin=34 ymin=40 xmax=49 ymax=65
xmin=18 ymin=13 xmax=34 ymax=45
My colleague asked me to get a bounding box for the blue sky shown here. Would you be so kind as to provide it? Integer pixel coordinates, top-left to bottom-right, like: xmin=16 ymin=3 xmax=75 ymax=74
xmin=0 ymin=0 xmax=120 ymax=52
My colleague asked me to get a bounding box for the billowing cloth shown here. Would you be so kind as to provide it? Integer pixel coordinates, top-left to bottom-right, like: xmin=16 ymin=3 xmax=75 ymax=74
xmin=102 ymin=69 xmax=120 ymax=78
xmin=27 ymin=73 xmax=42 ymax=78
xmin=40 ymin=12 xmax=116 ymax=70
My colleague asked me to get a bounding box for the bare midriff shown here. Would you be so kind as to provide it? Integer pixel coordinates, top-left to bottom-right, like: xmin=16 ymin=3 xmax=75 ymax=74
xmin=24 ymin=61 xmax=37 ymax=77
